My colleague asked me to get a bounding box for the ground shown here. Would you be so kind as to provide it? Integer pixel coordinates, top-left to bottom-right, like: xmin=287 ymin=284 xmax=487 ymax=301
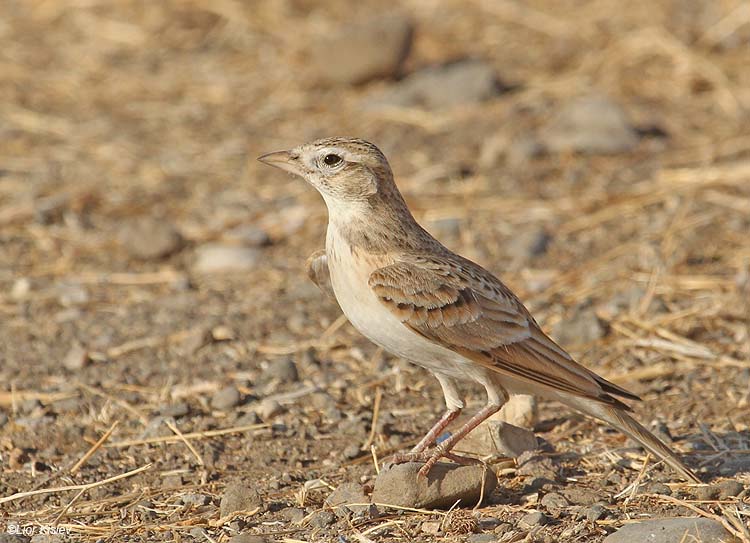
xmin=1 ymin=0 xmax=749 ymax=542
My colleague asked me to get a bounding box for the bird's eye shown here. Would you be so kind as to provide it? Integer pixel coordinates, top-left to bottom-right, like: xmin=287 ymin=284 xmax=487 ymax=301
xmin=323 ymin=154 xmax=343 ymax=167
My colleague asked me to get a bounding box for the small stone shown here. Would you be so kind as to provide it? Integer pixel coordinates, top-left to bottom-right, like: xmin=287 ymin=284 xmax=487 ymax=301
xmin=517 ymin=451 xmax=558 ymax=481
xmin=506 ymin=137 xmax=547 ymax=168
xmin=342 ymin=444 xmax=362 ymax=460
xmin=459 ymin=420 xmax=538 ymax=458
xmin=507 ymin=228 xmax=552 ymax=266
xmin=694 ymin=485 xmax=720 ymax=501
xmin=159 ymin=402 xmax=190 ymax=418
xmin=311 ymin=14 xmax=413 ymax=85
xmin=280 ymin=507 xmax=306 ymax=523
xmin=646 ymin=482 xmax=672 ymax=495
xmin=562 ymin=487 xmax=601 ymax=505
xmin=717 ymin=479 xmax=744 ymax=499
xmin=62 ymin=343 xmax=90 ymax=370
xmin=10 ymin=278 xmax=31 ymax=300
xmin=181 ymin=493 xmax=210 ymax=506
xmin=326 ymin=482 xmax=369 ymax=513
xmin=223 ymin=224 xmax=271 ymax=247
xmin=308 ymin=510 xmax=335 ymax=529
xmin=467 ymin=535 xmax=495 ymax=543
xmin=370 ymin=59 xmax=502 ymax=109
xmin=193 ymin=244 xmax=261 ymax=273
xmin=211 ymin=386 xmax=242 ymax=410
xmin=421 ymin=520 xmax=442 ymax=534
xmin=602 ymin=517 xmax=731 ymax=543
xmin=55 ymin=282 xmax=89 ymax=306
xmin=1 ymin=531 xmax=31 ymax=543
xmin=497 ymin=395 xmax=537 ymax=428
xmin=478 ymin=517 xmax=503 ymax=531
xmin=162 ymin=474 xmax=183 ymax=488
xmin=118 ymin=218 xmax=183 ymax=260
xmin=31 ymin=534 xmax=63 ymax=543
xmin=262 ymin=359 xmax=299 ymax=383
xmin=519 ymin=511 xmax=548 ymax=529
xmin=257 ymin=399 xmax=283 ymax=421
xmin=228 ymin=536 xmax=270 ymax=543
xmin=540 ymin=94 xmax=638 ymax=154
xmin=371 ymin=462 xmax=497 ymax=509
xmin=0 ymin=412 xmax=8 ymax=427
xmin=540 ymin=492 xmax=568 ymax=515
xmin=551 ymin=308 xmax=604 ymax=346
xmin=585 ymin=504 xmax=607 ymax=522
xmin=220 ymin=481 xmax=263 ymax=517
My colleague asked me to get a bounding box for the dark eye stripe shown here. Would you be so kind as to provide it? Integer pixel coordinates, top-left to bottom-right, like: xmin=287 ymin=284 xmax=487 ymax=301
xmin=323 ymin=154 xmax=343 ymax=167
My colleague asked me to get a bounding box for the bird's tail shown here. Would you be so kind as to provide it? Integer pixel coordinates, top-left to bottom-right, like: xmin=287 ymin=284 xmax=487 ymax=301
xmin=563 ymin=397 xmax=701 ymax=483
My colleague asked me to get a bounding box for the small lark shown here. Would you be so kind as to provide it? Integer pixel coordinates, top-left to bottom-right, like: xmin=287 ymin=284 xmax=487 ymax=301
xmin=259 ymin=137 xmax=699 ymax=482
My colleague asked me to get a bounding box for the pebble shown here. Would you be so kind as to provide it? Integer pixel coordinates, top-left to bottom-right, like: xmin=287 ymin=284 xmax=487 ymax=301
xmin=308 ymin=510 xmax=335 ymax=529
xmin=222 ymin=224 xmax=271 ymax=247
xmin=62 ymin=343 xmax=90 ymax=370
xmin=717 ymin=479 xmax=744 ymax=498
xmin=467 ymin=535 xmax=496 ymax=543
xmin=118 ymin=217 xmax=183 ymax=260
xmin=519 ymin=511 xmax=548 ymax=529
xmin=220 ymin=481 xmax=263 ymax=517
xmin=371 ymin=462 xmax=497 ymax=509
xmin=540 ymin=94 xmax=638 ymax=154
xmin=261 ymin=358 xmax=299 ymax=383
xmin=507 ymin=227 xmax=552 ymax=265
xmin=311 ymin=14 xmax=413 ymax=85
xmin=562 ymin=487 xmax=601 ymax=505
xmin=55 ymin=282 xmax=89 ymax=306
xmin=498 ymin=395 xmax=537 ymax=428
xmin=326 ymin=482 xmax=369 ymax=513
xmin=159 ymin=402 xmax=190 ymax=418
xmin=280 ymin=506 xmax=306 ymax=523
xmin=646 ymin=482 xmax=672 ymax=495
xmin=540 ymin=492 xmax=568 ymax=515
xmin=193 ymin=244 xmax=261 ymax=273
xmin=181 ymin=493 xmax=210 ymax=506
xmin=257 ymin=399 xmax=283 ymax=421
xmin=603 ymin=517 xmax=730 ymax=543
xmin=371 ymin=59 xmax=501 ymax=109
xmin=2 ymin=534 xmax=31 ymax=543
xmin=516 ymin=451 xmax=558 ymax=481
xmin=421 ymin=520 xmax=441 ymax=534
xmin=10 ymin=277 xmax=31 ymax=300
xmin=478 ymin=517 xmax=503 ymax=531
xmin=585 ymin=504 xmax=607 ymax=522
xmin=227 ymin=536 xmax=270 ymax=543
xmin=342 ymin=443 xmax=362 ymax=460
xmin=551 ymin=307 xmax=604 ymax=346
xmin=211 ymin=386 xmax=242 ymax=410
xmin=459 ymin=420 xmax=538 ymax=458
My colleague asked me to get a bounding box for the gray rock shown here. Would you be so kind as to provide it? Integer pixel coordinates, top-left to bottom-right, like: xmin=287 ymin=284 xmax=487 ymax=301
xmin=181 ymin=493 xmax=210 ymax=506
xmin=342 ymin=443 xmax=362 ymax=460
xmin=326 ymin=482 xmax=370 ymax=513
xmin=694 ymin=485 xmax=720 ymax=501
xmin=603 ymin=518 xmax=732 ymax=543
xmin=562 ymin=487 xmax=601 ymax=505
xmin=31 ymin=534 xmax=63 ymax=543
xmin=0 ymin=533 xmax=31 ymax=543
xmin=118 ymin=218 xmax=183 ymax=260
xmin=540 ymin=492 xmax=568 ymax=515
xmin=507 ymin=227 xmax=551 ymax=265
xmin=371 ymin=462 xmax=497 ymax=509
xmin=458 ymin=420 xmax=538 ymax=458
xmin=540 ymin=95 xmax=638 ymax=154
xmin=257 ymin=399 xmax=283 ymax=420
xmin=211 ymin=386 xmax=242 ymax=410
xmin=311 ymin=14 xmax=413 ymax=85
xmin=262 ymin=358 xmax=299 ymax=383
xmin=308 ymin=510 xmax=335 ymax=529
xmin=517 ymin=451 xmax=558 ymax=480
xmin=467 ymin=535 xmax=496 ymax=543
xmin=159 ymin=402 xmax=190 ymax=418
xmin=55 ymin=281 xmax=89 ymax=306
xmin=586 ymin=504 xmax=607 ymax=522
xmin=498 ymin=395 xmax=537 ymax=428
xmin=646 ymin=482 xmax=672 ymax=495
xmin=519 ymin=511 xmax=549 ymax=529
xmin=478 ymin=517 xmax=503 ymax=530
xmin=193 ymin=244 xmax=261 ymax=273
xmin=223 ymin=224 xmax=271 ymax=247
xmin=220 ymin=481 xmax=263 ymax=517
xmin=371 ymin=59 xmax=501 ymax=109
xmin=717 ymin=480 xmax=744 ymax=498
xmin=552 ymin=307 xmax=604 ymax=346
xmin=280 ymin=506 xmax=306 ymax=523
xmin=0 ymin=412 xmax=8 ymax=427
xmin=62 ymin=343 xmax=90 ymax=370
xmin=228 ymin=536 xmax=270 ymax=543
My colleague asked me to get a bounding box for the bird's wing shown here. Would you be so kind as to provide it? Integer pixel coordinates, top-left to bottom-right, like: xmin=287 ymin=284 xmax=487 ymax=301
xmin=305 ymin=250 xmax=336 ymax=300
xmin=368 ymin=256 xmax=638 ymax=407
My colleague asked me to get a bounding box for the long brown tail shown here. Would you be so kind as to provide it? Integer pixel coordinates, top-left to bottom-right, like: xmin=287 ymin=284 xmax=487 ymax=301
xmin=565 ymin=397 xmax=701 ymax=483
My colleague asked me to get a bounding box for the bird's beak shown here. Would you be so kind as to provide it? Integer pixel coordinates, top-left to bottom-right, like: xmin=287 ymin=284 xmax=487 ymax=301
xmin=257 ymin=150 xmax=302 ymax=176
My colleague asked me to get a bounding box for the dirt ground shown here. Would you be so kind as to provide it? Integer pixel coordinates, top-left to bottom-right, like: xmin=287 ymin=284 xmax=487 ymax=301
xmin=1 ymin=0 xmax=749 ymax=541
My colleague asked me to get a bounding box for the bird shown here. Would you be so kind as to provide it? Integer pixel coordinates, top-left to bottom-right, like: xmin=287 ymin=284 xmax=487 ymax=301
xmin=258 ymin=137 xmax=699 ymax=483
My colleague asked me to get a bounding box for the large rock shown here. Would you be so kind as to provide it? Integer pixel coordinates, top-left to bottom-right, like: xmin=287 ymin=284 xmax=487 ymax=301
xmin=456 ymin=420 xmax=538 ymax=458
xmin=311 ymin=15 xmax=413 ymax=85
xmin=540 ymin=94 xmax=638 ymax=154
xmin=603 ymin=518 xmax=734 ymax=543
xmin=220 ymin=481 xmax=263 ymax=517
xmin=371 ymin=462 xmax=496 ymax=509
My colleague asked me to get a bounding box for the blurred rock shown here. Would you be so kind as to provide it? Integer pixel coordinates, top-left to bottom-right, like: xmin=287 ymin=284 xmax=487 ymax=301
xmin=326 ymin=482 xmax=370 ymax=513
xmin=10 ymin=277 xmax=31 ymax=300
xmin=540 ymin=95 xmax=638 ymax=154
xmin=519 ymin=511 xmax=549 ymax=529
xmin=497 ymin=395 xmax=537 ymax=428
xmin=506 ymin=137 xmax=547 ymax=168
xmin=586 ymin=504 xmax=608 ymax=521
xmin=228 ymin=536 xmax=270 ymax=543
xmin=193 ymin=244 xmax=261 ymax=273
xmin=459 ymin=420 xmax=537 ymax=458
xmin=211 ymin=386 xmax=242 ymax=410
xmin=717 ymin=479 xmax=744 ymax=498
xmin=159 ymin=402 xmax=190 ymax=418
xmin=371 ymin=462 xmax=497 ymax=509
xmin=55 ymin=282 xmax=89 ymax=306
xmin=62 ymin=343 xmax=90 ymax=371
xmin=507 ymin=227 xmax=552 ymax=265
xmin=517 ymin=451 xmax=558 ymax=480
xmin=118 ymin=217 xmax=183 ymax=260
xmin=540 ymin=492 xmax=568 ymax=515
xmin=308 ymin=510 xmax=335 ymax=528
xmin=222 ymin=224 xmax=271 ymax=247
xmin=257 ymin=399 xmax=283 ymax=420
xmin=220 ymin=481 xmax=263 ymax=517
xmin=311 ymin=14 xmax=413 ymax=85
xmin=181 ymin=493 xmax=210 ymax=506
xmin=370 ymin=59 xmax=503 ymax=109
xmin=261 ymin=358 xmax=299 ymax=383
xmin=603 ymin=518 xmax=731 ymax=543
xmin=552 ymin=307 xmax=604 ymax=346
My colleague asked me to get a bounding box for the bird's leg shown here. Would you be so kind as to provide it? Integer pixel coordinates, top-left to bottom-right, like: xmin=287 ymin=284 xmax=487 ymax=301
xmin=418 ymin=403 xmax=501 ymax=477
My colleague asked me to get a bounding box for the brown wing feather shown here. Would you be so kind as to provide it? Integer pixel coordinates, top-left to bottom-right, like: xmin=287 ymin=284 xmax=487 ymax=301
xmin=369 ymin=257 xmax=638 ymax=408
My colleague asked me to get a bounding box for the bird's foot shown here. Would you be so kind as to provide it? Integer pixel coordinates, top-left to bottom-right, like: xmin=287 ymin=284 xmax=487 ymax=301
xmin=389 ymin=449 xmax=479 ymax=477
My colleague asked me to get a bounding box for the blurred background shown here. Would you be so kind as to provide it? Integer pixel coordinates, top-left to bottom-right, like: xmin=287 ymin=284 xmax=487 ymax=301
xmin=1 ymin=0 xmax=749 ymax=540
